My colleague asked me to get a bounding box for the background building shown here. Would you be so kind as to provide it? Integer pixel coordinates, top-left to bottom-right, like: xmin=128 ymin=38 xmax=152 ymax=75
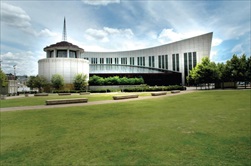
xmin=38 ymin=41 xmax=89 ymax=84
xmin=38 ymin=18 xmax=89 ymax=84
xmin=83 ymin=32 xmax=213 ymax=85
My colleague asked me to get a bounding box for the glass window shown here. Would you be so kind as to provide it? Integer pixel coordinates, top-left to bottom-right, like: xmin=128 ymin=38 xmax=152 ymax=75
xmin=189 ymin=52 xmax=192 ymax=70
xmin=57 ymin=50 xmax=67 ymax=58
xmin=149 ymin=56 xmax=152 ymax=67
xmin=152 ymin=56 xmax=155 ymax=68
xmin=130 ymin=57 xmax=134 ymax=65
xmin=193 ymin=52 xmax=197 ymax=68
xmin=143 ymin=57 xmax=145 ymax=66
xmin=162 ymin=55 xmax=165 ymax=69
xmin=172 ymin=54 xmax=175 ymax=71
xmin=165 ymin=55 xmax=168 ymax=69
xmin=176 ymin=54 xmax=179 ymax=71
xmin=100 ymin=58 xmax=104 ymax=64
xmin=158 ymin=55 xmax=161 ymax=68
xmin=69 ymin=51 xmax=76 ymax=58
xmin=49 ymin=51 xmax=54 ymax=58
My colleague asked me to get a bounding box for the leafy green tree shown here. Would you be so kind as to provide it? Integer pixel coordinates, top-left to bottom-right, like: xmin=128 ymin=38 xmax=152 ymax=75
xmin=0 ymin=69 xmax=8 ymax=87
xmin=187 ymin=57 xmax=219 ymax=89
xmin=27 ymin=75 xmax=48 ymax=92
xmin=73 ymin=74 xmax=88 ymax=90
xmin=247 ymin=56 xmax=251 ymax=82
xmin=51 ymin=74 xmax=64 ymax=90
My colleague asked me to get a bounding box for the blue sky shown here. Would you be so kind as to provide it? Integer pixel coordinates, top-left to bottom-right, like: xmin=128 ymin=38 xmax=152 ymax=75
xmin=1 ymin=0 xmax=250 ymax=76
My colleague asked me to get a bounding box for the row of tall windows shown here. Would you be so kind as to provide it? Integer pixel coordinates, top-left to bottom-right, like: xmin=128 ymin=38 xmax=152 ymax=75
xmin=149 ymin=56 xmax=155 ymax=68
xmin=115 ymin=58 xmax=119 ymax=64
xmin=184 ymin=52 xmax=197 ymax=83
xmin=137 ymin=57 xmax=145 ymax=66
xmin=106 ymin=58 xmax=112 ymax=64
xmin=121 ymin=58 xmax=127 ymax=65
xmin=100 ymin=58 xmax=104 ymax=64
xmin=172 ymin=54 xmax=179 ymax=71
xmin=130 ymin=57 xmax=135 ymax=65
xmin=158 ymin=55 xmax=168 ymax=69
xmin=91 ymin=58 xmax=98 ymax=64
xmin=49 ymin=50 xmax=77 ymax=58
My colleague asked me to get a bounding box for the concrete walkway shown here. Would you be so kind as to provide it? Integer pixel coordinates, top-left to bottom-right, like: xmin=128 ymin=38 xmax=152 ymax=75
xmin=1 ymin=91 xmax=194 ymax=112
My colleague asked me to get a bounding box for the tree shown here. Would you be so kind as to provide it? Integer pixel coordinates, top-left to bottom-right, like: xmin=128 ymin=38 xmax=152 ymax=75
xmin=187 ymin=57 xmax=219 ymax=89
xmin=0 ymin=69 xmax=8 ymax=87
xmin=51 ymin=74 xmax=64 ymax=90
xmin=73 ymin=74 xmax=88 ymax=90
xmin=27 ymin=75 xmax=48 ymax=92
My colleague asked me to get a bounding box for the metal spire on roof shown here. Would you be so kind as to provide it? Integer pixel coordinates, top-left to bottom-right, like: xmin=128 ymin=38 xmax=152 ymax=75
xmin=62 ymin=17 xmax=67 ymax=41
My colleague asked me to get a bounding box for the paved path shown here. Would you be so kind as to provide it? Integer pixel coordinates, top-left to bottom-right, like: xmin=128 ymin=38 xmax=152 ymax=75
xmin=1 ymin=91 xmax=194 ymax=112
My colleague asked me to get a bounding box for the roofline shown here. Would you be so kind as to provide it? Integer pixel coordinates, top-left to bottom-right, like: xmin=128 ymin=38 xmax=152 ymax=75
xmin=85 ymin=32 xmax=213 ymax=53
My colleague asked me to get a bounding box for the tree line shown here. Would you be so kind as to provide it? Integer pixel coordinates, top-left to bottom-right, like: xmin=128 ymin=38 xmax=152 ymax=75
xmin=187 ymin=54 xmax=251 ymax=88
xmin=26 ymin=74 xmax=144 ymax=92
xmin=27 ymin=74 xmax=88 ymax=92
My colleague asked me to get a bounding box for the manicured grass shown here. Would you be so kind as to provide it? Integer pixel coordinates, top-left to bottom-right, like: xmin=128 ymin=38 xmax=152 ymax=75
xmin=1 ymin=90 xmax=250 ymax=165
xmin=0 ymin=92 xmax=151 ymax=108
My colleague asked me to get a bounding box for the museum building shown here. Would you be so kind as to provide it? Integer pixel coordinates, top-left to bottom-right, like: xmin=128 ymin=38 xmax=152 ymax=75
xmin=84 ymin=32 xmax=213 ymax=85
xmin=38 ymin=19 xmax=213 ymax=85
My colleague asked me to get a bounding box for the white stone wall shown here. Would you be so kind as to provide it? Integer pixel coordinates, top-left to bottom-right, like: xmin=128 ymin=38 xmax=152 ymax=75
xmin=38 ymin=58 xmax=89 ymax=84
xmin=83 ymin=32 xmax=213 ymax=84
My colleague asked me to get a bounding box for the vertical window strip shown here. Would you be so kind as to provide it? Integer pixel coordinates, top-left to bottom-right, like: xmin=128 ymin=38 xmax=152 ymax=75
xmin=162 ymin=55 xmax=165 ymax=69
xmin=165 ymin=55 xmax=168 ymax=69
xmin=172 ymin=54 xmax=175 ymax=71
xmin=152 ymin=56 xmax=155 ymax=68
xmin=188 ymin=52 xmax=192 ymax=70
xmin=193 ymin=52 xmax=197 ymax=68
xmin=176 ymin=54 xmax=179 ymax=71
xmin=149 ymin=56 xmax=151 ymax=67
xmin=158 ymin=55 xmax=161 ymax=68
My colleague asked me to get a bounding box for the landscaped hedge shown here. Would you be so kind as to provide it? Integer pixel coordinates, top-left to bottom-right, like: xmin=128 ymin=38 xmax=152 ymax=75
xmin=89 ymin=75 xmax=144 ymax=85
xmin=123 ymin=85 xmax=186 ymax=92
xmin=52 ymin=90 xmax=87 ymax=93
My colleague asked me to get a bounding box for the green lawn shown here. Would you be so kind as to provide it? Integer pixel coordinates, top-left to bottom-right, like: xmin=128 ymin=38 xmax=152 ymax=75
xmin=1 ymin=90 xmax=250 ymax=165
xmin=0 ymin=92 xmax=151 ymax=108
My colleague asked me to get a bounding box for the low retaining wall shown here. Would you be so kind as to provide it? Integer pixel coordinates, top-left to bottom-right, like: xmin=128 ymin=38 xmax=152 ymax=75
xmin=58 ymin=93 xmax=71 ymax=96
xmin=113 ymin=94 xmax=139 ymax=100
xmin=46 ymin=98 xmax=88 ymax=105
xmin=35 ymin=93 xmax=49 ymax=96
xmin=151 ymin=92 xmax=167 ymax=96
xmin=171 ymin=90 xmax=180 ymax=94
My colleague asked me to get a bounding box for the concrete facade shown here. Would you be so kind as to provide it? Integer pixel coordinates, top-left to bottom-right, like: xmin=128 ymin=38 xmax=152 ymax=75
xmin=83 ymin=32 xmax=213 ymax=85
xmin=38 ymin=41 xmax=89 ymax=83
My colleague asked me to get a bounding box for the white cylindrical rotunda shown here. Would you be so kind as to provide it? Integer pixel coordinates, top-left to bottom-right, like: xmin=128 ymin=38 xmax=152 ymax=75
xmin=38 ymin=41 xmax=89 ymax=83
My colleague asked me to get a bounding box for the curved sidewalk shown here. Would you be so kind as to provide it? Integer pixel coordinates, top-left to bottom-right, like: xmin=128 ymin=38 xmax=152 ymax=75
xmin=1 ymin=91 xmax=194 ymax=112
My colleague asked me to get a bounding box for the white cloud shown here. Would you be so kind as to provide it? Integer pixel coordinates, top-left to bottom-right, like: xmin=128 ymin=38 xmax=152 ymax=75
xmin=1 ymin=2 xmax=31 ymax=28
xmin=212 ymin=38 xmax=223 ymax=47
xmin=157 ymin=29 xmax=207 ymax=44
xmin=36 ymin=29 xmax=59 ymax=38
xmin=1 ymin=51 xmax=41 ymax=76
xmin=82 ymin=0 xmax=120 ymax=6
xmin=84 ymin=27 xmax=134 ymax=42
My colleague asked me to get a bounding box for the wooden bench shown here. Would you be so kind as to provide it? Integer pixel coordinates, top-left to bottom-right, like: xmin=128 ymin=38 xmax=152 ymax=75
xmin=151 ymin=92 xmax=167 ymax=96
xmin=113 ymin=94 xmax=139 ymax=100
xmin=34 ymin=93 xmax=49 ymax=96
xmin=58 ymin=93 xmax=71 ymax=96
xmin=171 ymin=90 xmax=180 ymax=94
xmin=46 ymin=98 xmax=88 ymax=105
xmin=80 ymin=92 xmax=90 ymax=95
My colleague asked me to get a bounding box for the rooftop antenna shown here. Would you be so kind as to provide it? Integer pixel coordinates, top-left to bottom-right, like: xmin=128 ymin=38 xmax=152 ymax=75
xmin=62 ymin=17 xmax=67 ymax=41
